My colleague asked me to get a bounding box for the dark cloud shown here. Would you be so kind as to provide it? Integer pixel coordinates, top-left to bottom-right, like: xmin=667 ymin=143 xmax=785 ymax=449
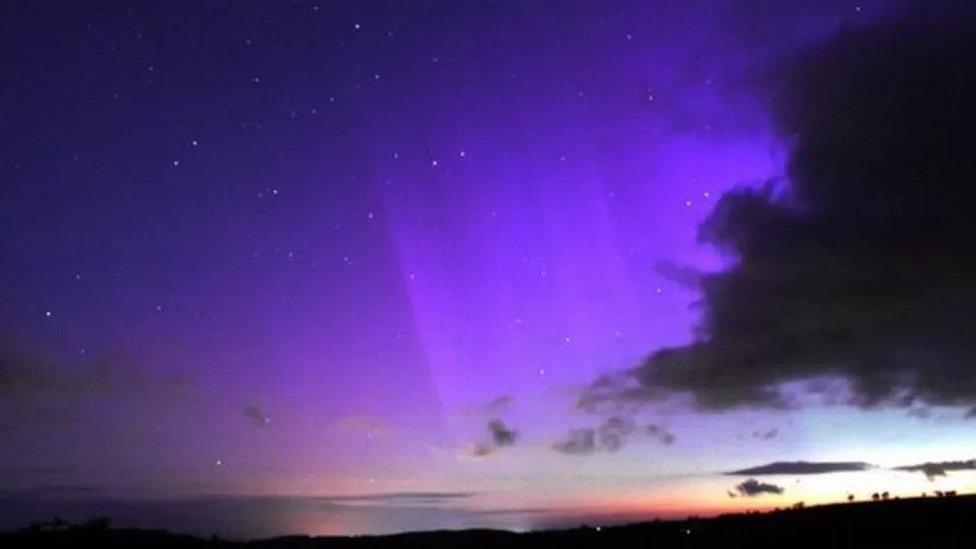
xmin=752 ymin=428 xmax=778 ymax=441
xmin=733 ymin=479 xmax=784 ymax=497
xmin=645 ymin=423 xmax=675 ymax=445
xmin=894 ymin=459 xmax=976 ymax=481
xmin=0 ymin=341 xmax=195 ymax=441
xmin=598 ymin=416 xmax=635 ymax=452
xmin=581 ymin=4 xmax=976 ymax=412
xmin=964 ymin=407 xmax=976 ymax=419
xmin=484 ymin=395 xmax=514 ymax=413
xmin=577 ymin=372 xmax=664 ymax=414
xmin=554 ymin=417 xmax=674 ymax=455
xmin=243 ymin=405 xmax=271 ymax=427
xmin=729 ymin=461 xmax=873 ymax=476
xmin=653 ymin=259 xmax=702 ymax=289
xmin=467 ymin=419 xmax=518 ymax=456
xmin=552 ymin=428 xmax=597 ymax=455
xmin=487 ymin=419 xmax=517 ymax=447
xmin=906 ymin=407 xmax=932 ymax=419
xmin=0 ymin=345 xmax=54 ymax=398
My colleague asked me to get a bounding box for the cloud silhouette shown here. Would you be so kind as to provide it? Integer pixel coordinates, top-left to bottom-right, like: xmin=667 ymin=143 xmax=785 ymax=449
xmin=580 ymin=3 xmax=976 ymax=412
xmin=466 ymin=419 xmax=518 ymax=457
xmin=243 ymin=405 xmax=271 ymax=427
xmin=487 ymin=419 xmax=517 ymax=447
xmin=894 ymin=459 xmax=976 ymax=481
xmin=554 ymin=417 xmax=674 ymax=455
xmin=734 ymin=479 xmax=784 ymax=497
xmin=598 ymin=416 xmax=635 ymax=452
xmin=0 ymin=341 xmax=195 ymax=440
xmin=646 ymin=423 xmax=675 ymax=445
xmin=552 ymin=429 xmax=597 ymax=455
xmin=752 ymin=428 xmax=778 ymax=441
xmin=906 ymin=407 xmax=932 ymax=420
xmin=729 ymin=461 xmax=873 ymax=476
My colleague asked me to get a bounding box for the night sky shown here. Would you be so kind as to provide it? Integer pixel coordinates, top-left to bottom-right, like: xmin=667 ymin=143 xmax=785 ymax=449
xmin=2 ymin=0 xmax=976 ymax=539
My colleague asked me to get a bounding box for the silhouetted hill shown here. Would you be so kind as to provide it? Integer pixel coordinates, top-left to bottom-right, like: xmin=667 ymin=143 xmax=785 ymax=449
xmin=2 ymin=494 xmax=973 ymax=548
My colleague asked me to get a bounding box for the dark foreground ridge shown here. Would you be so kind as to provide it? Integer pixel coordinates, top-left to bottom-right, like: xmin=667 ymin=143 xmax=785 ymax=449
xmin=2 ymin=494 xmax=973 ymax=549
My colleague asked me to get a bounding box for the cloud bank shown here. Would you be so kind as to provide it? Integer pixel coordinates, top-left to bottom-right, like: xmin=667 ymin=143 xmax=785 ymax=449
xmin=581 ymin=3 xmax=976 ymax=412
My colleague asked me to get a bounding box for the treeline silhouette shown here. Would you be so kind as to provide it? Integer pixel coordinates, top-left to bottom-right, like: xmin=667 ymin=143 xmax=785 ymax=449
xmin=1 ymin=493 xmax=973 ymax=548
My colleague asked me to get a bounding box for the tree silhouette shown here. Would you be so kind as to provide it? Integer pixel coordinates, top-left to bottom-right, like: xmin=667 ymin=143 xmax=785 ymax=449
xmin=82 ymin=517 xmax=111 ymax=530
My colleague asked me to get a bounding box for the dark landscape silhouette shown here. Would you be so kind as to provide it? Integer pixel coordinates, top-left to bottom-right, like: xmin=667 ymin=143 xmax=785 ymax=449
xmin=2 ymin=493 xmax=972 ymax=548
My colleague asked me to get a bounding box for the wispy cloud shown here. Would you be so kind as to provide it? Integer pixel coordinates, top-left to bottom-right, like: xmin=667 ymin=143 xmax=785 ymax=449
xmin=484 ymin=395 xmax=514 ymax=413
xmin=553 ymin=417 xmax=674 ymax=455
xmin=752 ymin=428 xmax=778 ymax=441
xmin=488 ymin=419 xmax=517 ymax=447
